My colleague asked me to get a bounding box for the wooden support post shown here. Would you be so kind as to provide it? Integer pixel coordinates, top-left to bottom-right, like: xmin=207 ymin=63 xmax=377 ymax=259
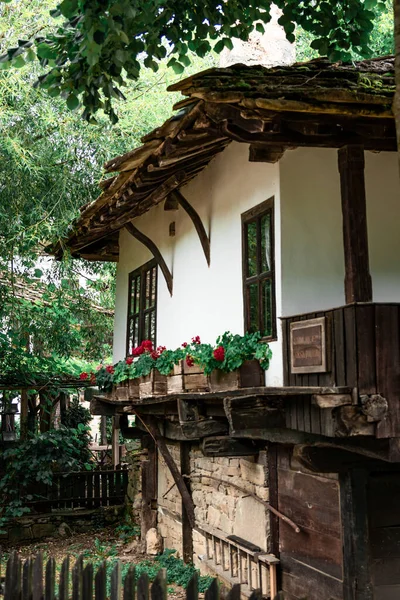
xmin=141 ymin=434 xmax=158 ymax=540
xmin=59 ymin=392 xmax=68 ymax=426
xmin=125 ymin=222 xmax=173 ymax=295
xmin=338 ymin=145 xmax=372 ymax=303
xmin=180 ymin=442 xmax=193 ymax=564
xmin=100 ymin=416 xmax=107 ymax=445
xmin=143 ymin=416 xmax=196 ymax=528
xmin=20 ymin=390 xmax=29 ymax=440
xmin=340 ymin=469 xmax=373 ymax=600
xmin=112 ymin=416 xmax=120 ymax=468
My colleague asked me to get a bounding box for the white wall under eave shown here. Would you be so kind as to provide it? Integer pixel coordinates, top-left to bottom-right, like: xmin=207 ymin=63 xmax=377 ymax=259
xmin=364 ymin=151 xmax=400 ymax=302
xmin=279 ymin=147 xmax=400 ymax=318
xmin=113 ymin=141 xmax=284 ymax=386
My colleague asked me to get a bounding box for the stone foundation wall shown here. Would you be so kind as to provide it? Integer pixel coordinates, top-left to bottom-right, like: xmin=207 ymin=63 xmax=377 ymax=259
xmin=156 ymin=442 xmax=270 ymax=569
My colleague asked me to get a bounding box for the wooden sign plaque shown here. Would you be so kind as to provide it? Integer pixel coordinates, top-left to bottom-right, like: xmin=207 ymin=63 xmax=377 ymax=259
xmin=290 ymin=317 xmax=327 ymax=374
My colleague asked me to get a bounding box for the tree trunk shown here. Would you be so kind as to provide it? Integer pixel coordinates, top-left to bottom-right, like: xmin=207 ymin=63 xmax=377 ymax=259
xmin=394 ymin=0 xmax=400 ymax=174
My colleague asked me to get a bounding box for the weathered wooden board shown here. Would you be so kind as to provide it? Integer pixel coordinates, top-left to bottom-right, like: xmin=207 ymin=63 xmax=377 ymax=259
xmin=280 ymin=554 xmax=343 ymax=600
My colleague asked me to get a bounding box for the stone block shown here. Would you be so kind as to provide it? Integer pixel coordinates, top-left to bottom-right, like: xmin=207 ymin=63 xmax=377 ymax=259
xmin=240 ymin=461 xmax=266 ymax=486
xmin=146 ymin=528 xmax=163 ymax=555
xmin=207 ymin=505 xmax=221 ymax=528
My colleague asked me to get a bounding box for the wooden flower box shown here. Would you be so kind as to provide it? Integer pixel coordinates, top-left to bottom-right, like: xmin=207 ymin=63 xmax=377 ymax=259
xmin=167 ymin=361 xmax=209 ymax=394
xmin=208 ymin=360 xmax=265 ymax=392
xmin=139 ymin=371 xmax=168 ymax=398
xmin=114 ymin=379 xmax=140 ymax=400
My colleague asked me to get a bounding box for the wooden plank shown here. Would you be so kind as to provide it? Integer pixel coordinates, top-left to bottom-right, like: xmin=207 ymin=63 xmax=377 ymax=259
xmin=201 ymin=436 xmax=258 ymax=457
xmin=93 ymin=471 xmax=101 ymax=508
xmin=333 ymin=308 xmax=346 ymax=387
xmin=87 ymin=471 xmax=94 ymax=509
xmin=101 ymin=470 xmax=108 ymax=507
xmin=340 ymin=469 xmax=373 ymax=600
xmin=373 ymin=584 xmax=400 ymax=600
xmin=186 ymin=573 xmax=198 ymax=600
xmin=356 ymin=304 xmax=376 ymax=395
xmin=83 ymin=564 xmax=94 ymax=600
xmin=123 ymin=566 xmax=136 ymax=600
xmin=72 ymin=556 xmax=83 ymax=600
xmin=45 ymin=558 xmax=55 ymax=600
xmin=110 ymin=562 xmax=121 ymax=600
xmin=343 ymin=305 xmax=358 ymax=388
xmin=32 ymin=553 xmax=43 ymax=600
xmin=180 ymin=442 xmax=193 ymax=564
xmin=137 ymin=572 xmax=150 ymax=600
xmin=95 ymin=562 xmax=107 ymax=600
xmin=370 ymin=526 xmax=400 ymax=559
xmin=22 ymin=558 xmax=33 ymax=600
xmin=338 ymin=145 xmax=372 ymax=303
xmin=150 ymin=568 xmax=167 ymax=600
xmin=280 ymin=554 xmax=343 ymax=600
xmin=375 ymin=305 xmax=400 ymax=438
xmin=59 ymin=557 xmax=69 ymax=600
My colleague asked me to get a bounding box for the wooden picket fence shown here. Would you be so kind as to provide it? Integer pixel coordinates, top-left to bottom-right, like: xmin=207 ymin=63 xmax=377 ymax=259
xmin=0 ymin=552 xmax=263 ymax=600
xmin=25 ymin=467 xmax=129 ymax=512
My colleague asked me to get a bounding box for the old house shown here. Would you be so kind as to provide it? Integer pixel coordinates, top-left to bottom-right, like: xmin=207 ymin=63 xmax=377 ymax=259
xmin=56 ymin=56 xmax=400 ymax=599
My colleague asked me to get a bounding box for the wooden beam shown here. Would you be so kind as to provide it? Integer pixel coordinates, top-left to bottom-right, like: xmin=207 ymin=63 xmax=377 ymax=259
xmin=125 ymin=221 xmax=173 ymax=295
xmin=180 ymin=442 xmax=193 ymax=564
xmin=201 ymin=436 xmax=259 ymax=457
xmin=338 ymin=146 xmax=372 ymax=303
xmin=249 ymin=144 xmax=285 ymax=163
xmin=142 ymin=415 xmax=196 ymax=528
xmin=171 ymin=190 xmax=210 ymax=266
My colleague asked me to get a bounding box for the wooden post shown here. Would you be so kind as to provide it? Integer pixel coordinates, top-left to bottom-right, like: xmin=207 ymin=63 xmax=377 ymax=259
xmin=20 ymin=389 xmax=29 ymax=440
xmin=180 ymin=442 xmax=193 ymax=564
xmin=338 ymin=145 xmax=372 ymax=304
xmin=112 ymin=416 xmax=120 ymax=467
xmin=59 ymin=392 xmax=68 ymax=426
xmin=141 ymin=434 xmax=158 ymax=540
xmin=100 ymin=416 xmax=107 ymax=445
xmin=340 ymin=469 xmax=373 ymax=600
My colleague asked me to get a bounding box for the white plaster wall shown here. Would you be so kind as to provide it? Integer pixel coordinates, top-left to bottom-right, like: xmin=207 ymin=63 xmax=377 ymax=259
xmin=113 ymin=141 xmax=284 ymax=386
xmin=279 ymin=147 xmax=400 ymax=317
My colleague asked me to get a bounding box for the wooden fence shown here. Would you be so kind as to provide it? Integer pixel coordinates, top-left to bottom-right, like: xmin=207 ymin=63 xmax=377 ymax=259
xmin=25 ymin=467 xmax=129 ymax=512
xmin=1 ymin=552 xmax=262 ymax=600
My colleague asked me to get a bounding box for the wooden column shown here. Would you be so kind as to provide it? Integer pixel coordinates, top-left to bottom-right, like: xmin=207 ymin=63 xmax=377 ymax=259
xmin=112 ymin=416 xmax=120 ymax=467
xmin=180 ymin=442 xmax=193 ymax=564
xmin=338 ymin=145 xmax=372 ymax=304
xmin=340 ymin=469 xmax=373 ymax=600
xmin=141 ymin=434 xmax=158 ymax=540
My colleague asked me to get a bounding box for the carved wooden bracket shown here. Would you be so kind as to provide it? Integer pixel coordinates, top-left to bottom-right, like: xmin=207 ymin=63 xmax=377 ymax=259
xmin=170 ymin=189 xmax=210 ymax=266
xmin=125 ymin=221 xmax=173 ymax=295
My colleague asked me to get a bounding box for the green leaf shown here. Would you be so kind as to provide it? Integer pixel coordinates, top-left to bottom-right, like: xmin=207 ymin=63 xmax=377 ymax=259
xmin=36 ymin=43 xmax=57 ymax=60
xmin=256 ymin=23 xmax=265 ymax=34
xmin=66 ymin=94 xmax=79 ymax=110
xmin=34 ymin=269 xmax=43 ymax=278
xmin=59 ymin=0 xmax=79 ymax=18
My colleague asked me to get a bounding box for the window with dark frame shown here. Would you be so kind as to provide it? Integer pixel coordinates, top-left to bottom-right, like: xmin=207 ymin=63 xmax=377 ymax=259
xmin=242 ymin=197 xmax=276 ymax=340
xmin=126 ymin=260 xmax=158 ymax=354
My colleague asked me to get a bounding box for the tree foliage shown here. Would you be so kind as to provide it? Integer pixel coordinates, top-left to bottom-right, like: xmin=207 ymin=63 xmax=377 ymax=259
xmin=0 ymin=0 xmax=389 ymax=121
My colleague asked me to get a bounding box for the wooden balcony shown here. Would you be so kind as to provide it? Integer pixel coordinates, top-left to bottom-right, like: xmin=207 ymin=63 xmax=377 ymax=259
xmin=281 ymin=302 xmax=400 ymax=439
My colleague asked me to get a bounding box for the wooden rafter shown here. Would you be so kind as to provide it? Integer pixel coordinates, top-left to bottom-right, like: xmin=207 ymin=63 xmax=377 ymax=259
xmin=171 ymin=189 xmax=210 ymax=265
xmin=125 ymin=221 xmax=173 ymax=296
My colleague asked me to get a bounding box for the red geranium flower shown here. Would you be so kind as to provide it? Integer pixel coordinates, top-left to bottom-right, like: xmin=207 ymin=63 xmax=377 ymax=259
xmin=157 ymin=346 xmax=166 ymax=354
xmin=182 ymin=342 xmax=188 ymax=348
xmin=213 ymin=346 xmax=225 ymax=362
xmin=142 ymin=340 xmax=153 ymax=352
xmin=106 ymin=365 xmax=115 ymax=374
xmin=90 ymin=373 xmax=96 ymax=385
xmin=186 ymin=356 xmax=195 ymax=367
xmin=192 ymin=336 xmax=201 ymax=344
xmin=132 ymin=346 xmax=144 ymax=356
xmin=151 ymin=350 xmax=160 ymax=360
xmin=126 ymin=357 xmax=134 ymax=365
xmin=79 ymin=372 xmax=88 ymax=380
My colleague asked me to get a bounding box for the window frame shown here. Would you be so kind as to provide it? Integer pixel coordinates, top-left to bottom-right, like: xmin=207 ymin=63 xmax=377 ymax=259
xmin=126 ymin=259 xmax=158 ymax=354
xmin=241 ymin=197 xmax=277 ymax=341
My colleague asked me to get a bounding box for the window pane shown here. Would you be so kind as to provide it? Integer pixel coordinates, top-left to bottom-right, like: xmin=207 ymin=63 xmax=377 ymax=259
xmin=246 ymin=221 xmax=258 ymax=277
xmin=128 ymin=317 xmax=139 ymax=350
xmin=145 ymin=270 xmax=151 ymax=309
xmin=248 ymin=283 xmax=259 ymax=332
xmin=261 ymin=212 xmax=272 ymax=273
xmin=263 ymin=279 xmax=273 ymax=337
xmin=151 ymin=267 xmax=157 ymax=306
xmin=150 ymin=311 xmax=156 ymax=344
xmin=130 ymin=276 xmax=140 ymax=314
